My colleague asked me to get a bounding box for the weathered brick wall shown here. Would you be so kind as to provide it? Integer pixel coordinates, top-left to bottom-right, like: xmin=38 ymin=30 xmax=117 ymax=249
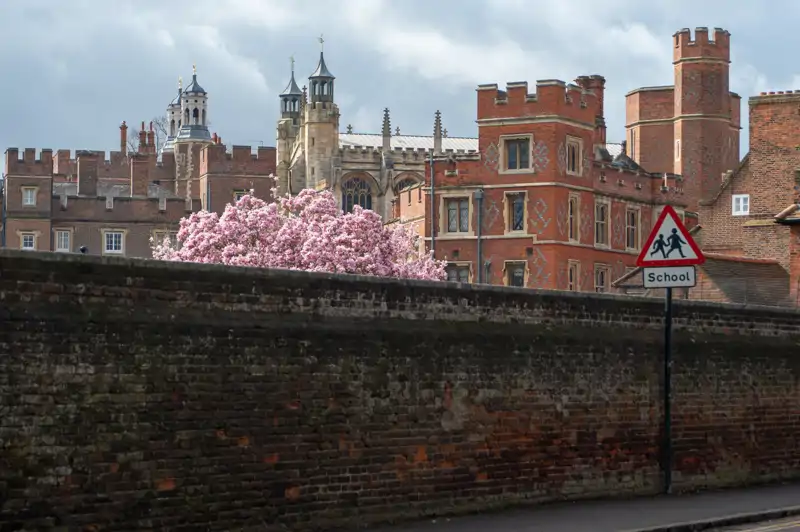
xmin=2 ymin=250 xmax=800 ymax=531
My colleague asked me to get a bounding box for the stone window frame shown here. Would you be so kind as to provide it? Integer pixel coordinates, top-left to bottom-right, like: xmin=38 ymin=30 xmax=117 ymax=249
xmin=732 ymin=194 xmax=750 ymax=216
xmin=594 ymin=263 xmax=611 ymax=293
xmin=233 ymin=189 xmax=248 ymax=204
xmin=445 ymin=261 xmax=472 ymax=283
xmin=53 ymin=227 xmax=73 ymax=253
xmin=503 ymin=260 xmax=528 ymax=288
xmin=499 ymin=133 xmax=534 ymax=175
xmin=625 ymin=206 xmax=641 ymax=251
xmin=503 ymin=191 xmax=529 ymax=235
xmin=17 ymin=230 xmax=38 ymax=251
xmin=594 ymin=197 xmax=611 ymax=248
xmin=21 ymin=186 xmax=38 ymax=207
xmin=568 ymin=193 xmax=580 ymax=243
xmin=675 ymin=139 xmax=681 ymax=161
xmin=566 ymin=136 xmax=583 ymax=176
xmin=439 ymin=192 xmax=474 ymax=236
xmin=101 ymin=228 xmax=128 ymax=256
xmin=152 ymin=229 xmax=179 ymax=248
xmin=567 ymin=260 xmax=581 ymax=291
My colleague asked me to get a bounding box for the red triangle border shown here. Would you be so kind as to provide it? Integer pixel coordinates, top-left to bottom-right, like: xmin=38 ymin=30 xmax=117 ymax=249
xmin=636 ymin=205 xmax=705 ymax=267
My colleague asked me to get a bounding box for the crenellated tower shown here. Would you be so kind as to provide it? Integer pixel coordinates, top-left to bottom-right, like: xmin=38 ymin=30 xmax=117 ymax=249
xmin=673 ymin=27 xmax=740 ymax=209
xmin=303 ymin=36 xmax=339 ymax=190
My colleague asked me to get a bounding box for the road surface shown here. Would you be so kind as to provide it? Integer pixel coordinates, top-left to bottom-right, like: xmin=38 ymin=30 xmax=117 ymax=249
xmin=716 ymin=517 xmax=800 ymax=531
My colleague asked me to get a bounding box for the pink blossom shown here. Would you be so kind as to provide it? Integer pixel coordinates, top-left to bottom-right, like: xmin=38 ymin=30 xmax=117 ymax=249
xmin=151 ymin=189 xmax=447 ymax=281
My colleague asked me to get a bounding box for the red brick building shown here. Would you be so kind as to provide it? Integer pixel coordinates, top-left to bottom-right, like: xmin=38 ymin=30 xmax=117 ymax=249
xmin=2 ymin=71 xmax=276 ymax=258
xmin=625 ymin=27 xmax=741 ymax=212
xmin=614 ymin=32 xmax=800 ymax=306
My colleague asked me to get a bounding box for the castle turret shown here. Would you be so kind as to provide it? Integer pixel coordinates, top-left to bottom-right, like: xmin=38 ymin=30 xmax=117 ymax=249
xmin=673 ymin=27 xmax=739 ymax=209
xmin=304 ymin=36 xmax=340 ymax=190
xmin=161 ymin=77 xmax=183 ymax=155
xmin=176 ymin=65 xmax=212 ymax=143
xmin=276 ymin=57 xmax=304 ymax=196
xmin=625 ymin=27 xmax=740 ymax=212
xmin=280 ymin=56 xmax=303 ymax=123
xmin=308 ymin=36 xmax=335 ymax=105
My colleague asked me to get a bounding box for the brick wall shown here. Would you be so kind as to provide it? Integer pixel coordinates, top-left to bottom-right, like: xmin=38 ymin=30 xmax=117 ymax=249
xmin=3 ymin=250 xmax=800 ymax=530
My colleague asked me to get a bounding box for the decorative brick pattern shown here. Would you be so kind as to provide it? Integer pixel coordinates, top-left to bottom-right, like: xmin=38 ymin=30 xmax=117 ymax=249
xmin=483 ymin=142 xmax=499 ymax=171
xmin=532 ymin=140 xmax=550 ymax=172
xmin=528 ymin=197 xmax=551 ymax=236
xmin=556 ymin=201 xmax=567 ymax=237
xmin=557 ymin=142 xmax=567 ymax=175
xmin=527 ymin=247 xmax=550 ymax=287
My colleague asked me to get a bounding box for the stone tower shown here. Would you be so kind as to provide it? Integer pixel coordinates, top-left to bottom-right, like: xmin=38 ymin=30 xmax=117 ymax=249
xmin=276 ymin=57 xmax=303 ymax=196
xmin=161 ymin=77 xmax=183 ymax=156
xmin=173 ymin=66 xmax=213 ymax=200
xmin=303 ymin=38 xmax=339 ymax=190
xmin=673 ymin=27 xmax=740 ymax=209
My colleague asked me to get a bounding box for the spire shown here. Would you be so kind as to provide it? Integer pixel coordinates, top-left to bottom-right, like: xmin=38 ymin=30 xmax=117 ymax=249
xmin=185 ymin=64 xmax=206 ymax=94
xmin=433 ymin=110 xmax=443 ymax=155
xmin=309 ymin=35 xmax=335 ymax=104
xmin=174 ymin=64 xmax=211 ymax=144
xmin=382 ymin=108 xmax=391 ymax=151
xmin=281 ymin=56 xmax=302 ymax=97
xmin=280 ymin=55 xmax=303 ymax=119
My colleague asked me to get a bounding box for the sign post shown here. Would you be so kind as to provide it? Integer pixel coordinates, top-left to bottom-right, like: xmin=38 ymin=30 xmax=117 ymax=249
xmin=636 ymin=205 xmax=705 ymax=495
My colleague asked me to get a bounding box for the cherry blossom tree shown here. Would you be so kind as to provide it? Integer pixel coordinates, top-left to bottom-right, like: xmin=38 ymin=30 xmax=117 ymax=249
xmin=151 ymin=188 xmax=446 ymax=281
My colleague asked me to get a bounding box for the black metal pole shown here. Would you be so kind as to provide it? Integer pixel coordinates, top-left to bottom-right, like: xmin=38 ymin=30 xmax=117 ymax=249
xmin=475 ymin=189 xmax=484 ymax=283
xmin=663 ymin=286 xmax=673 ymax=494
xmin=429 ymin=151 xmax=435 ymax=255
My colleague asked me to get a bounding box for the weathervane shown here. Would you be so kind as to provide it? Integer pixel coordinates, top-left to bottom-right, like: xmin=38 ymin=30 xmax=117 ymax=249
xmin=290 ymin=55 xmax=295 ymax=73
xmin=192 ymin=64 xmax=197 ymax=76
xmin=318 ymin=34 xmax=324 ymax=52
xmin=178 ymin=76 xmax=182 ymax=91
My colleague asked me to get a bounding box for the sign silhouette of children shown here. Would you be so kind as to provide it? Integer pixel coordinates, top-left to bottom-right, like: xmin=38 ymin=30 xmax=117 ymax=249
xmin=664 ymin=228 xmax=687 ymax=258
xmin=650 ymin=234 xmax=668 ymax=259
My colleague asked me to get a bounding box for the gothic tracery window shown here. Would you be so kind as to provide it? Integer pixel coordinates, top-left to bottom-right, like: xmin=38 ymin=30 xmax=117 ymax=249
xmin=342 ymin=178 xmax=373 ymax=213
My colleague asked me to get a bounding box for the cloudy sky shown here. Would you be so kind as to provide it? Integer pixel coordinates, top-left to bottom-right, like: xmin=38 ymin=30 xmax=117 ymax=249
xmin=0 ymin=0 xmax=795 ymax=165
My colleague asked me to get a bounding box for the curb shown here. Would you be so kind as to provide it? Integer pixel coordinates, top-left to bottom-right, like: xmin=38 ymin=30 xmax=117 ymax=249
xmin=622 ymin=505 xmax=800 ymax=532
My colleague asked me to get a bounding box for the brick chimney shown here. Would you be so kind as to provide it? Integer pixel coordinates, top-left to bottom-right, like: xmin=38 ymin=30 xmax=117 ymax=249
xmin=138 ymin=121 xmax=147 ymax=154
xmin=146 ymin=121 xmax=156 ymax=154
xmin=76 ymin=150 xmax=99 ymax=196
xmin=120 ymin=121 xmax=128 ymax=156
xmin=130 ymin=154 xmax=150 ymax=197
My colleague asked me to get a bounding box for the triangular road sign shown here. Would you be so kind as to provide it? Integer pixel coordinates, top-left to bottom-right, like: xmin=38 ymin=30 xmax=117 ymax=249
xmin=636 ymin=205 xmax=705 ymax=267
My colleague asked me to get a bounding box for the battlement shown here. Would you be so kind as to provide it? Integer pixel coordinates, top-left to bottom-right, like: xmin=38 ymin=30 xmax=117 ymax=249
xmin=201 ymin=144 xmax=277 ymax=175
xmin=5 ymin=148 xmax=131 ymax=178
xmin=476 ymin=79 xmax=600 ymax=124
xmin=673 ymin=27 xmax=730 ymax=62
xmin=750 ymin=90 xmax=800 ymax=106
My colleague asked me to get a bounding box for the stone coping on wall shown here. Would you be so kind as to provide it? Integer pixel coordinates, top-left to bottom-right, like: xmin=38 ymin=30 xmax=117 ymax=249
xmin=2 ymin=249 xmax=799 ymax=337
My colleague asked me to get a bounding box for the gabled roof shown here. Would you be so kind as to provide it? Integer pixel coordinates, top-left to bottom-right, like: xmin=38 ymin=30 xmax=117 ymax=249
xmin=699 ymin=153 xmax=750 ymax=207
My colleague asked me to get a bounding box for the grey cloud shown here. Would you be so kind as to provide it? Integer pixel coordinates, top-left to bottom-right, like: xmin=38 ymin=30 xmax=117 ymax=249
xmin=0 ymin=0 xmax=798 ymax=163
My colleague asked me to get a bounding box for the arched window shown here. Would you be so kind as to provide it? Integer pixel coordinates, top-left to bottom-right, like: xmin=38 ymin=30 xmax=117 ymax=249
xmin=184 ymin=108 xmax=190 ymax=123
xmin=192 ymin=108 xmax=199 ymax=125
xmin=397 ymin=178 xmax=417 ymax=191
xmin=170 ymin=120 xmax=175 ymax=136
xmin=342 ymin=178 xmax=373 ymax=213
xmin=202 ymin=109 xmax=206 ymax=126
